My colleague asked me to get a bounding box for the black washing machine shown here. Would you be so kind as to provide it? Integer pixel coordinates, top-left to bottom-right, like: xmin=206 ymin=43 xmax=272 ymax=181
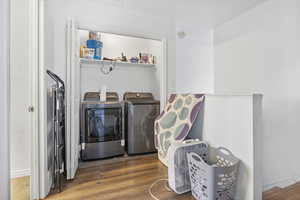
xmin=124 ymin=92 xmax=160 ymax=155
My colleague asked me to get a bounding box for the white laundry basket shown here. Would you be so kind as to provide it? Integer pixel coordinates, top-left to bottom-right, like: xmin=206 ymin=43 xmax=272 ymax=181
xmin=187 ymin=147 xmax=240 ymax=200
xmin=168 ymin=140 xmax=208 ymax=194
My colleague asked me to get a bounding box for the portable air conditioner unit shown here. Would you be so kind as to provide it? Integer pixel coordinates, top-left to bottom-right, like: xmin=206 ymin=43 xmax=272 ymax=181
xmin=168 ymin=139 xmax=208 ymax=194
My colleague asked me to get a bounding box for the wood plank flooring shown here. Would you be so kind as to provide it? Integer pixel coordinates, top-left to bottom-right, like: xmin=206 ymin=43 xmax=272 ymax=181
xmin=41 ymin=154 xmax=299 ymax=200
xmin=11 ymin=176 xmax=30 ymax=200
xmin=46 ymin=155 xmax=193 ymax=200
xmin=263 ymin=183 xmax=300 ymax=200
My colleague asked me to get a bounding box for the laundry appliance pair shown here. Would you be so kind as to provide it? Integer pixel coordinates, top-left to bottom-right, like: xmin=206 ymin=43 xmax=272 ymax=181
xmin=80 ymin=92 xmax=160 ymax=160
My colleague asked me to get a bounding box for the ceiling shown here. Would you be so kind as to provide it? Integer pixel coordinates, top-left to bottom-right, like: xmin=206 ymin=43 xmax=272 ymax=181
xmin=210 ymin=0 xmax=269 ymax=26
xmin=176 ymin=0 xmax=269 ymax=28
xmin=90 ymin=0 xmax=269 ymax=29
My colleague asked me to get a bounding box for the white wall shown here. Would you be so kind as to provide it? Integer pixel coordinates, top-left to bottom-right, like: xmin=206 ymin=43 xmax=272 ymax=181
xmin=80 ymin=31 xmax=159 ymax=60
xmin=202 ymin=95 xmax=262 ymax=200
xmin=175 ymin=0 xmax=214 ymax=94
xmin=214 ymin=0 xmax=300 ymax=190
xmin=45 ymin=0 xmax=176 ymax=95
xmin=79 ymin=31 xmax=162 ymax=99
xmin=0 ymin=0 xmax=10 ymax=197
xmin=81 ymin=66 xmax=160 ymax=100
xmin=10 ymin=0 xmax=31 ymax=178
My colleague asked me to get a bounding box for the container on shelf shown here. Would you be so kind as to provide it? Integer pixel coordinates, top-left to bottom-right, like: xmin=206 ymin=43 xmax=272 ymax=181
xmin=86 ymin=39 xmax=103 ymax=60
xmin=82 ymin=48 xmax=95 ymax=59
xmin=86 ymin=31 xmax=103 ymax=60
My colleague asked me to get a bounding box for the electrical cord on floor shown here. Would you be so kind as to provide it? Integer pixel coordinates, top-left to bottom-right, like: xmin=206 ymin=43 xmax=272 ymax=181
xmin=148 ymin=178 xmax=172 ymax=200
xmin=164 ymin=180 xmax=172 ymax=192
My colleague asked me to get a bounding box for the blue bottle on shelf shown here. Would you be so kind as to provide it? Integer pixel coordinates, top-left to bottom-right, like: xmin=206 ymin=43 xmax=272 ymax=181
xmin=87 ymin=39 xmax=103 ymax=60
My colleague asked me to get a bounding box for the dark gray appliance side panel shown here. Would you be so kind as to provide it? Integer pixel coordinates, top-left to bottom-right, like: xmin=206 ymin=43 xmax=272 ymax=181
xmin=127 ymin=104 xmax=160 ymax=154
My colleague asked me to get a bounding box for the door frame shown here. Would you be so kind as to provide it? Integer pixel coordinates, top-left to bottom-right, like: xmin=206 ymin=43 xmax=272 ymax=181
xmin=1 ymin=0 xmax=40 ymax=198
xmin=29 ymin=0 xmax=40 ymax=199
xmin=68 ymin=24 xmax=168 ymax=179
xmin=161 ymin=38 xmax=168 ymax=109
xmin=0 ymin=0 xmax=11 ymax=198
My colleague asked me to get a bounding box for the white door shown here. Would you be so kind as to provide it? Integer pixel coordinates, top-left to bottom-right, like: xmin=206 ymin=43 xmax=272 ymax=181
xmin=66 ymin=19 xmax=80 ymax=179
xmin=10 ymin=0 xmax=34 ymax=198
xmin=39 ymin=19 xmax=80 ymax=199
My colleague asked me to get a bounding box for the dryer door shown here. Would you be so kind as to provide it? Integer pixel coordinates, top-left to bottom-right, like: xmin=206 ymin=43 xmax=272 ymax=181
xmin=85 ymin=107 xmax=122 ymax=143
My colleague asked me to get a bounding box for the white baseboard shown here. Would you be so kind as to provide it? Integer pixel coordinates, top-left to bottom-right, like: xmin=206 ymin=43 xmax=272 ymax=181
xmin=263 ymin=176 xmax=300 ymax=191
xmin=11 ymin=169 xmax=31 ymax=179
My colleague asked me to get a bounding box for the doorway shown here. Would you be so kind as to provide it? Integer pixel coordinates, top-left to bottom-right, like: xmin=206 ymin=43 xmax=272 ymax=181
xmin=37 ymin=19 xmax=168 ymax=198
xmin=8 ymin=0 xmax=168 ymax=198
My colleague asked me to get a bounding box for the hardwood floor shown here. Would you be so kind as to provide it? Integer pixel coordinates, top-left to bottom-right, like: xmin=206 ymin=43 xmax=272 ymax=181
xmin=263 ymin=183 xmax=300 ymax=200
xmin=43 ymin=154 xmax=298 ymax=200
xmin=263 ymin=187 xmax=285 ymax=200
xmin=9 ymin=155 xmax=300 ymax=200
xmin=46 ymin=155 xmax=193 ymax=200
xmin=11 ymin=176 xmax=30 ymax=200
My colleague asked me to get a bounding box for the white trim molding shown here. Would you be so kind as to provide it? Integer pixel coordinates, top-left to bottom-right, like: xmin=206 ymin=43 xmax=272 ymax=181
xmin=0 ymin=0 xmax=10 ymax=198
xmin=29 ymin=0 xmax=40 ymax=199
xmin=11 ymin=169 xmax=31 ymax=179
xmin=263 ymin=176 xmax=300 ymax=192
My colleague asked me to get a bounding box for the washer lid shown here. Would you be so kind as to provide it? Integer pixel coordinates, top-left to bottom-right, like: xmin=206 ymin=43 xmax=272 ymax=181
xmin=84 ymin=92 xmax=119 ymax=102
xmin=128 ymin=100 xmax=160 ymax=105
xmin=123 ymin=92 xmax=160 ymax=105
xmin=123 ymin=92 xmax=158 ymax=103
